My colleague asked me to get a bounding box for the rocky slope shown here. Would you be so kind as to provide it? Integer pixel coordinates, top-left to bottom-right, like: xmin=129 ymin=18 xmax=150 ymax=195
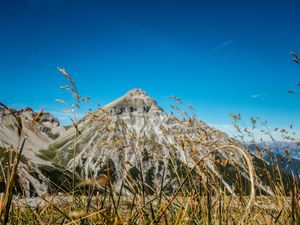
xmin=0 ymin=104 xmax=71 ymax=197
xmin=42 ymin=89 xmax=273 ymax=195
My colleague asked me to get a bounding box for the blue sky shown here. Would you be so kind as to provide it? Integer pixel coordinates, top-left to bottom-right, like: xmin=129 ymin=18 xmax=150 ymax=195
xmin=1 ymin=0 xmax=300 ymax=138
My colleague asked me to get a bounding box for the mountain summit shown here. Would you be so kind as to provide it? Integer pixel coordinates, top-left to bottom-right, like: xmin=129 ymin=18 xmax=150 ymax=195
xmin=102 ymin=88 xmax=162 ymax=115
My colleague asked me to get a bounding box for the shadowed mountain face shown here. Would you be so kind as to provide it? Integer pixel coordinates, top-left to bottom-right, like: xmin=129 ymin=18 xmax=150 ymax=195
xmin=41 ymin=89 xmax=273 ymax=195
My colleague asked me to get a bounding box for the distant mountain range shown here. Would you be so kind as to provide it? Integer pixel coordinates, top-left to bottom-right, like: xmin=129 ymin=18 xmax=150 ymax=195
xmin=247 ymin=142 xmax=300 ymax=178
xmin=1 ymin=89 xmax=296 ymax=197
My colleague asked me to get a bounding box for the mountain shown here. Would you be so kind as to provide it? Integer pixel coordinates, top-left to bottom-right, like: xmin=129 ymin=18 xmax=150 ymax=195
xmin=0 ymin=104 xmax=72 ymax=196
xmin=3 ymin=89 xmax=290 ymax=197
xmin=41 ymin=89 xmax=273 ymax=195
xmin=248 ymin=142 xmax=300 ymax=178
xmin=265 ymin=142 xmax=300 ymax=160
xmin=0 ymin=106 xmax=64 ymax=155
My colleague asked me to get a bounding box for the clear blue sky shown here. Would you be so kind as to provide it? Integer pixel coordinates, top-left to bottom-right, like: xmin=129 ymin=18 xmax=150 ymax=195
xmin=1 ymin=0 xmax=300 ymax=136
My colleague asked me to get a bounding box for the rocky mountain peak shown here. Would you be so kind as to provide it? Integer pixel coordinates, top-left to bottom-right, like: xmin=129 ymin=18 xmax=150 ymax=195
xmin=125 ymin=88 xmax=148 ymax=97
xmin=22 ymin=107 xmax=34 ymax=112
xmin=102 ymin=88 xmax=162 ymax=115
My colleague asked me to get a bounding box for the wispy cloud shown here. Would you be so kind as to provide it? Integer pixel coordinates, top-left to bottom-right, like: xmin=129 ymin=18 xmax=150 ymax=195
xmin=251 ymin=92 xmax=268 ymax=99
xmin=215 ymin=40 xmax=233 ymax=50
xmin=214 ymin=39 xmax=234 ymax=62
